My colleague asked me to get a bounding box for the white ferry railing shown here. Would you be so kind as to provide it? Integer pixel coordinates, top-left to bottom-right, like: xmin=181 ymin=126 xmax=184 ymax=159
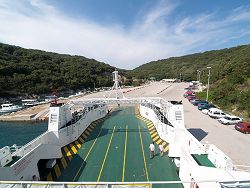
xmin=12 ymin=131 xmax=50 ymax=157
xmin=12 ymin=103 xmax=105 ymax=158
xmin=141 ymin=102 xmax=172 ymax=126
xmin=71 ymin=97 xmax=164 ymax=105
xmin=0 ymin=180 xmax=250 ymax=188
xmin=71 ymin=97 xmax=175 ymax=124
xmin=140 ymin=102 xmax=208 ymax=157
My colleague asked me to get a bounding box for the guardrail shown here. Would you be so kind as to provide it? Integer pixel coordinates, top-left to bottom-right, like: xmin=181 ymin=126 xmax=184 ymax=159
xmin=13 ymin=131 xmax=49 ymax=157
xmin=0 ymin=180 xmax=249 ymax=188
xmin=141 ymin=102 xmax=172 ymax=126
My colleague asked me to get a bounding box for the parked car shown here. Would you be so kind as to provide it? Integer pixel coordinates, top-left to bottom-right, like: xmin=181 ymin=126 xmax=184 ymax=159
xmin=193 ymin=100 xmax=208 ymax=106
xmin=235 ymin=122 xmax=250 ymax=134
xmin=185 ymin=93 xmax=195 ymax=98
xmin=197 ymin=102 xmax=207 ymax=109
xmin=198 ymin=103 xmax=216 ymax=110
xmin=184 ymin=91 xmax=195 ymax=98
xmin=208 ymin=108 xmax=226 ymax=118
xmin=187 ymin=95 xmax=196 ymax=101
xmin=190 ymin=99 xmax=200 ymax=105
xmin=184 ymin=87 xmax=192 ymax=90
xmin=218 ymin=115 xmax=243 ymax=125
xmin=202 ymin=109 xmax=209 ymax=115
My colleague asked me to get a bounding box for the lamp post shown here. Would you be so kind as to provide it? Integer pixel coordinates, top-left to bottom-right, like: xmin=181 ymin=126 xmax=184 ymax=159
xmin=197 ymin=70 xmax=199 ymax=82
xmin=198 ymin=71 xmax=201 ymax=83
xmin=206 ymin=67 xmax=211 ymax=101
xmin=197 ymin=70 xmax=201 ymax=83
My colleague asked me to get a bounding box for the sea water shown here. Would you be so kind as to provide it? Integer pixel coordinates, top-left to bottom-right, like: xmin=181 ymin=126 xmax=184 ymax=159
xmin=0 ymin=121 xmax=48 ymax=148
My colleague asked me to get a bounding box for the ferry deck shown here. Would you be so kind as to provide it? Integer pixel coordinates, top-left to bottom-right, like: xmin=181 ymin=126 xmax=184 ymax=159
xmin=45 ymin=107 xmax=182 ymax=187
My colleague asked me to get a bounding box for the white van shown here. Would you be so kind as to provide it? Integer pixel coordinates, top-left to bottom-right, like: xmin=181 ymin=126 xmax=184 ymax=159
xmin=208 ymin=108 xmax=226 ymax=119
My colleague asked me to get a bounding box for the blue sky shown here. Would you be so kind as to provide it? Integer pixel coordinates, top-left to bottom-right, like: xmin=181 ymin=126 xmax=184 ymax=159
xmin=0 ymin=0 xmax=250 ymax=69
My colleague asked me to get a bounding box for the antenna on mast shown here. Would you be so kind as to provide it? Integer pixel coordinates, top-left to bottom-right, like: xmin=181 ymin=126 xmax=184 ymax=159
xmin=51 ymin=86 xmax=58 ymax=106
xmin=108 ymin=70 xmax=125 ymax=99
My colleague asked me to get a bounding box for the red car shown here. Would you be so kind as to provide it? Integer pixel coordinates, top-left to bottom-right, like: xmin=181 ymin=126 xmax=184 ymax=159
xmin=187 ymin=95 xmax=196 ymax=101
xmin=235 ymin=122 xmax=250 ymax=134
xmin=184 ymin=91 xmax=195 ymax=98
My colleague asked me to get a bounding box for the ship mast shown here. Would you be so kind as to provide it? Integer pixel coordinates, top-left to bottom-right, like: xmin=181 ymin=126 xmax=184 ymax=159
xmin=108 ymin=70 xmax=125 ymax=99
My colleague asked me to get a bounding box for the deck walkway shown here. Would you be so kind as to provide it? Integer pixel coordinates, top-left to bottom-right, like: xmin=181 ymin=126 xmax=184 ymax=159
xmin=51 ymin=107 xmax=182 ymax=187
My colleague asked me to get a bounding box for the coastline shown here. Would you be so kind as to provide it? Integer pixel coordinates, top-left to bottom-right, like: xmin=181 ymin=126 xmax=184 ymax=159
xmin=0 ymin=104 xmax=50 ymax=122
xmin=0 ymin=92 xmax=96 ymax=122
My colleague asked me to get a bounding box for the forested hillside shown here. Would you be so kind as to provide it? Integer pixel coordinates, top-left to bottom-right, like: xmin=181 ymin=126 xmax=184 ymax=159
xmin=129 ymin=44 xmax=250 ymax=117
xmin=1 ymin=42 xmax=250 ymax=117
xmin=0 ymin=43 xmax=116 ymax=97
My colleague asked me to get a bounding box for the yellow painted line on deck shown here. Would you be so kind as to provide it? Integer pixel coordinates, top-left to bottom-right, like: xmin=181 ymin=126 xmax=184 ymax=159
xmin=87 ymin=126 xmax=93 ymax=132
xmin=146 ymin=123 xmax=153 ymax=126
xmin=147 ymin=124 xmax=153 ymax=129
xmin=61 ymin=157 xmax=67 ymax=169
xmin=137 ymin=116 xmax=145 ymax=121
xmin=153 ymin=135 xmax=159 ymax=141
xmin=82 ymin=133 xmax=88 ymax=139
xmin=142 ymin=118 xmax=150 ymax=123
xmin=151 ymin=132 xmax=157 ymax=138
xmin=139 ymin=126 xmax=149 ymax=181
xmin=162 ymin=142 xmax=167 ymax=147
xmin=90 ymin=125 xmax=95 ymax=129
xmin=47 ymin=172 xmax=53 ymax=181
xmin=85 ymin=130 xmax=91 ymax=136
xmin=97 ymin=126 xmax=116 ymax=182
xmin=136 ymin=116 xmax=143 ymax=120
xmin=79 ymin=137 xmax=84 ymax=143
xmin=156 ymin=139 xmax=162 ymax=145
xmin=70 ymin=144 xmax=77 ymax=154
xmin=164 ymin=145 xmax=169 ymax=152
xmin=143 ymin=120 xmax=150 ymax=124
xmin=75 ymin=141 xmax=81 ymax=149
xmin=149 ymin=129 xmax=156 ymax=134
xmin=73 ymin=128 xmax=103 ymax=181
xmin=122 ymin=125 xmax=128 ymax=182
xmin=54 ymin=164 xmax=61 ymax=178
xmin=63 ymin=147 xmax=73 ymax=160
xmin=148 ymin=126 xmax=155 ymax=132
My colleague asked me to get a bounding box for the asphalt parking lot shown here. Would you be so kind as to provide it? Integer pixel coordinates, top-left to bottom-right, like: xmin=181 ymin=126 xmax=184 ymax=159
xmin=159 ymin=82 xmax=250 ymax=168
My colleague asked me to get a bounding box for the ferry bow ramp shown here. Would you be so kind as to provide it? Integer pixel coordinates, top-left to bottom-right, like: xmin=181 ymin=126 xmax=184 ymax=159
xmin=55 ymin=107 xmax=179 ymax=185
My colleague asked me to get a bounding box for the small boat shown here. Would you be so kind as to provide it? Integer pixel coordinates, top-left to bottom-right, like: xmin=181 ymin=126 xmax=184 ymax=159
xmin=21 ymin=99 xmax=40 ymax=107
xmin=44 ymin=96 xmax=55 ymax=102
xmin=0 ymin=103 xmax=22 ymax=113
